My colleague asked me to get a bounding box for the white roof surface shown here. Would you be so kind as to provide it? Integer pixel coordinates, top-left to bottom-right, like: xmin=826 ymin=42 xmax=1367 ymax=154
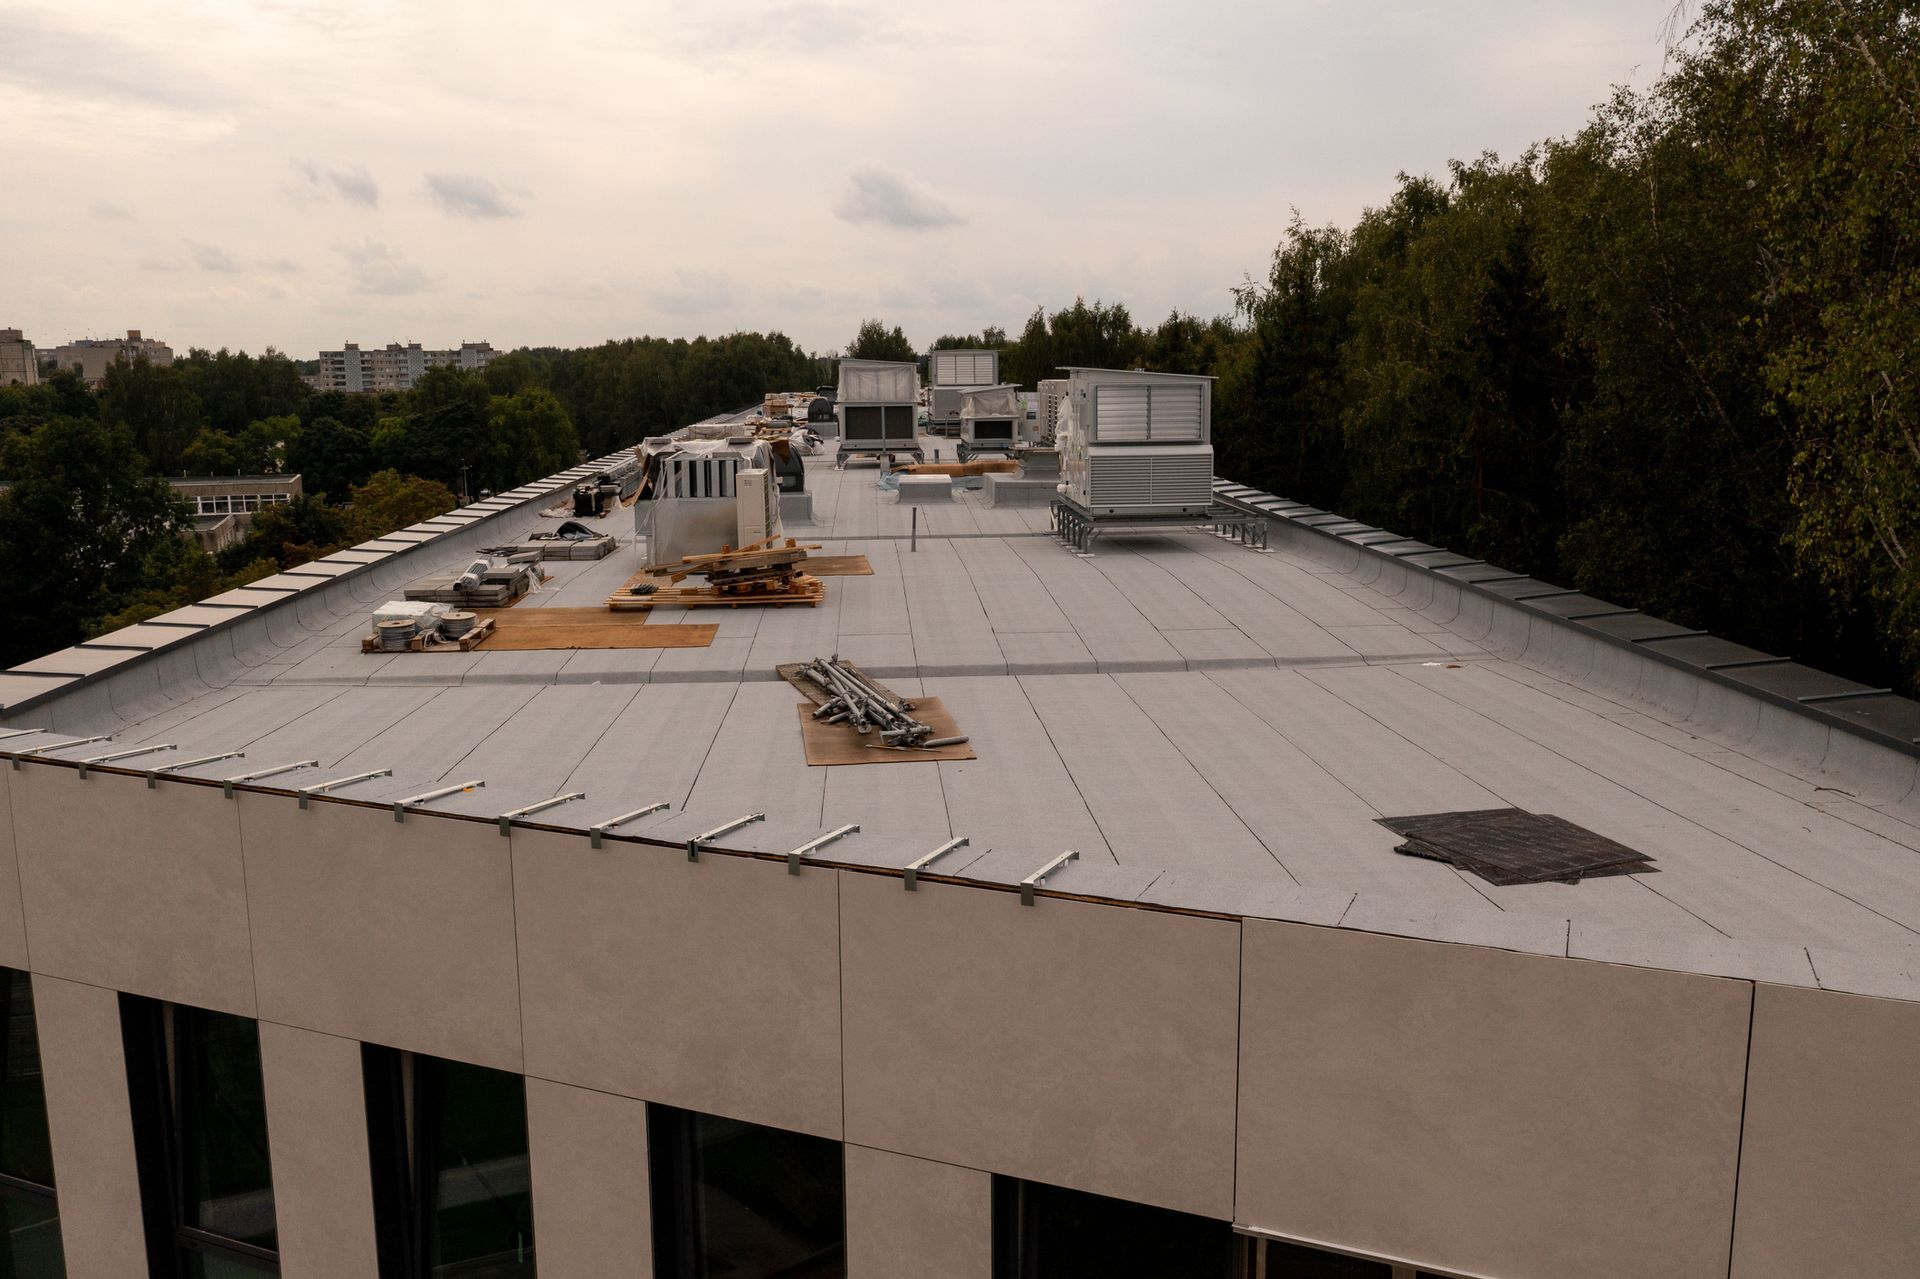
xmin=7 ymin=424 xmax=1920 ymax=998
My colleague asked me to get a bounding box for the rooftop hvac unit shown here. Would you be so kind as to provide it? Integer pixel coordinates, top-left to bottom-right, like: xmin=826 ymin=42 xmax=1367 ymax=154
xmin=1037 ymin=378 xmax=1069 ymax=445
xmin=1057 ymin=368 xmax=1216 ymax=518
xmin=959 ymin=384 xmax=1024 ymax=457
xmin=836 ymin=359 xmax=922 ymax=464
xmin=927 ymin=349 xmax=1000 ymax=431
xmin=640 ymin=438 xmax=778 ymax=564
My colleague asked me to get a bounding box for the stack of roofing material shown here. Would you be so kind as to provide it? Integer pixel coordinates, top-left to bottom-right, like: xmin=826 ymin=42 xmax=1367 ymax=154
xmin=403 ymin=559 xmax=539 ymax=607
xmin=1378 ymin=809 xmax=1657 ymax=885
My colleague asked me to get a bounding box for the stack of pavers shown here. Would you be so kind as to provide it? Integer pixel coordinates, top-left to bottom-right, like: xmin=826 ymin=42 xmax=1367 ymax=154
xmin=1377 ymin=808 xmax=1656 ymax=886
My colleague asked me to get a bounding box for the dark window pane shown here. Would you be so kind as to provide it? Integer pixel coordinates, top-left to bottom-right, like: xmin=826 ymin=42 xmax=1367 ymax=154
xmin=177 ymin=1010 xmax=278 ymax=1252
xmin=1265 ymin=1239 xmax=1390 ymax=1277
xmin=994 ymin=1177 xmax=1238 ymax=1279
xmin=0 ymin=970 xmax=55 ymax=1188
xmin=0 ymin=1195 xmax=66 ymax=1278
xmin=421 ymin=1060 xmax=534 ymax=1278
xmin=651 ymin=1106 xmax=844 ymax=1279
xmin=181 ymin=1250 xmax=277 ymax=1279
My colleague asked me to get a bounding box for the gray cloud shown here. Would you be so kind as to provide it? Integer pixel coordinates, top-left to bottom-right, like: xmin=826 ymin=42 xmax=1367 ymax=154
xmin=290 ymin=160 xmax=379 ymax=208
xmin=91 ymin=203 xmax=133 ymax=221
xmin=0 ymin=13 xmax=218 ymax=111
xmin=189 ymin=241 xmax=242 ymax=273
xmin=832 ymin=167 xmax=964 ymax=231
xmin=339 ymin=240 xmax=434 ymax=295
xmin=425 ymin=173 xmax=522 ymax=219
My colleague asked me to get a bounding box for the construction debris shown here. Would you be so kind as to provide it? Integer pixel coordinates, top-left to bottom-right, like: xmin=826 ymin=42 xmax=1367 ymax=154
xmin=788 ymin=656 xmax=962 ymax=749
xmin=609 ymin=537 xmax=825 ymax=610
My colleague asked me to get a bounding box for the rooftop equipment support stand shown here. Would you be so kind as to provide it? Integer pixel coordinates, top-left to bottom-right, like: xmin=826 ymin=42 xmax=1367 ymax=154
xmin=7 ymin=735 xmax=112 ymax=769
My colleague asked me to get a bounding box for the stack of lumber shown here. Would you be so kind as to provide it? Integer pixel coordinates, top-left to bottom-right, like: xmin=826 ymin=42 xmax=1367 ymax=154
xmin=607 ymin=537 xmax=826 ymax=610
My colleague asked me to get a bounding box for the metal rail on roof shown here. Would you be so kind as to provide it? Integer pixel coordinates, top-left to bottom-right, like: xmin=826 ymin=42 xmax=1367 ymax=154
xmin=589 ymin=803 xmax=669 ymax=849
xmin=296 ymin=769 xmax=392 ymax=809
xmin=0 ymin=729 xmax=45 ymax=742
xmin=7 ymin=734 xmax=111 ymax=769
xmin=904 ymin=837 xmax=968 ymax=890
xmin=224 ymin=759 xmax=319 ymax=799
xmin=687 ymin=813 xmax=763 ymax=862
xmin=498 ymin=792 xmax=586 ymax=836
xmin=146 ymin=751 xmax=245 ymax=788
xmin=394 ymin=780 xmax=485 ymax=822
xmin=76 ymin=744 xmax=176 ymax=779
xmin=1019 ymin=850 xmax=1080 ymax=906
xmin=786 ymin=824 xmax=859 ymax=875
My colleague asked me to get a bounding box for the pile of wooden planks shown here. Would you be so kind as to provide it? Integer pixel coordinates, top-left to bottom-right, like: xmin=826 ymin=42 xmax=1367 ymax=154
xmin=608 ymin=537 xmax=827 ymax=610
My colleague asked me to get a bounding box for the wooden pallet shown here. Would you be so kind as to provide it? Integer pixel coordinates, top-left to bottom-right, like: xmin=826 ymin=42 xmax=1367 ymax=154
xmin=362 ymin=616 xmax=497 ymax=653
xmin=606 ymin=574 xmax=825 ymax=611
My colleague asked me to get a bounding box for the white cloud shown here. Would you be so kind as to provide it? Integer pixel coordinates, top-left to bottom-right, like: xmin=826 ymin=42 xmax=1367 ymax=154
xmin=339 ymin=240 xmax=434 ymax=295
xmin=832 ymin=167 xmax=964 ymax=231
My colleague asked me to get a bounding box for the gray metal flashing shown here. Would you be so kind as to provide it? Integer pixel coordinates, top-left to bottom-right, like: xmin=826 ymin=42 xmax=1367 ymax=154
xmin=1212 ymin=482 xmax=1920 ymax=763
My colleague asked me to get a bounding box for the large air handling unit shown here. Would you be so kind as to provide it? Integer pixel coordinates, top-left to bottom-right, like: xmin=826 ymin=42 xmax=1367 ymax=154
xmin=957 ymin=383 xmax=1026 ymax=459
xmin=836 ymin=358 xmax=921 ymax=466
xmin=926 ymin=347 xmax=998 ymax=435
xmin=1056 ymin=367 xmax=1215 ymax=518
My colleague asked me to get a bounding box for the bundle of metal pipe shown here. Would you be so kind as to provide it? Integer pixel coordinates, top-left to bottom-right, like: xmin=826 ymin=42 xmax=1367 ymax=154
xmin=800 ymin=656 xmax=943 ymax=746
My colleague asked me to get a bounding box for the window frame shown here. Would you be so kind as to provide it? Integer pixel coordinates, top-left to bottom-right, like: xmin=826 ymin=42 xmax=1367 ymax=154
xmin=121 ymin=995 xmax=281 ymax=1277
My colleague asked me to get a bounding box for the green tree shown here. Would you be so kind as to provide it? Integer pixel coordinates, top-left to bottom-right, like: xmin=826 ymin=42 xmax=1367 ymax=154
xmin=287 ymin=416 xmax=373 ymax=502
xmin=99 ymin=355 xmax=204 ymax=474
xmin=484 ymin=387 xmax=581 ymax=492
xmin=346 ymin=470 xmax=457 ymax=541
xmin=0 ymin=418 xmax=191 ymax=665
xmin=845 ymin=319 xmax=916 ymax=363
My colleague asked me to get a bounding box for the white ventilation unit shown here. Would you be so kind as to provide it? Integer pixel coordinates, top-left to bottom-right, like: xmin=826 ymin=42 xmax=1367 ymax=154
xmin=735 ymin=467 xmax=782 ymax=547
xmin=929 ymin=349 xmax=999 ymax=387
xmin=1058 ymin=368 xmax=1216 ymax=518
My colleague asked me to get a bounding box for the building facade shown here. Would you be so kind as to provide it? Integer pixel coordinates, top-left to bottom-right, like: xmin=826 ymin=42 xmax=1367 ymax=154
xmin=167 ymin=475 xmax=303 ymax=554
xmin=49 ymin=330 xmax=173 ymax=385
xmin=0 ymin=427 xmax=1918 ymax=1279
xmin=310 ymin=341 xmax=499 ymax=393
xmin=0 ymin=328 xmax=37 ymax=386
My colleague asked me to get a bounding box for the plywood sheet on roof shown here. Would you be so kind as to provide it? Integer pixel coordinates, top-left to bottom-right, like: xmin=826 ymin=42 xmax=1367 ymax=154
xmin=797 ymin=699 xmax=975 ymax=766
xmin=472 ymin=608 xmax=715 ymax=650
xmin=805 ymin=555 xmax=873 ymax=577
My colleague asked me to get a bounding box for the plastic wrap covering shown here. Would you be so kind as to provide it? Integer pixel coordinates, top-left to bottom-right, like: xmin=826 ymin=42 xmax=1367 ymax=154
xmin=837 ymin=359 xmax=918 ymax=403
xmin=961 ymin=384 xmax=1022 ymax=419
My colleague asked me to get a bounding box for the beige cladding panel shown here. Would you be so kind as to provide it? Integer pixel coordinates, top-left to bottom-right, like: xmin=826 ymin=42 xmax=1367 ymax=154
xmin=845 ymin=1145 xmax=991 ymax=1279
xmin=512 ymin=829 xmax=843 ymax=1139
xmin=238 ymin=796 xmax=523 ymax=1071
xmin=1731 ymin=984 xmax=1920 ymax=1277
xmin=0 ymin=768 xmax=30 ymax=969
xmin=12 ymin=768 xmax=255 ymax=1015
xmin=34 ymin=973 xmax=151 ymax=1276
xmin=839 ymin=874 xmax=1240 ymax=1219
xmin=525 ymin=1078 xmax=653 ymax=1277
xmin=259 ymin=1022 xmax=383 ymax=1278
xmin=1235 ymin=921 xmax=1750 ymax=1279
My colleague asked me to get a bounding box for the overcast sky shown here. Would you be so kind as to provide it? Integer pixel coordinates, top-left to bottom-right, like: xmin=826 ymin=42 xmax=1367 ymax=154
xmin=1 ymin=0 xmax=1675 ymax=358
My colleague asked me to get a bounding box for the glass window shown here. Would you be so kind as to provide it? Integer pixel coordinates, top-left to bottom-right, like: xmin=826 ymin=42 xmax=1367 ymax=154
xmin=0 ymin=969 xmax=65 ymax=1277
xmin=363 ymin=1046 xmax=535 ymax=1278
xmin=648 ymin=1104 xmax=843 ymax=1279
xmin=121 ymin=996 xmax=279 ymax=1276
xmin=991 ymin=1177 xmax=1243 ymax=1279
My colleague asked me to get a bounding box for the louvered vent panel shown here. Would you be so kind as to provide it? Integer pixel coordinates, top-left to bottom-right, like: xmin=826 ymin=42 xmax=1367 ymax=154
xmin=1095 ymin=386 xmax=1151 ymax=442
xmin=1150 ymin=386 xmax=1204 ymax=441
xmin=1151 ymin=452 xmax=1214 ymax=505
xmin=1089 ymin=454 xmax=1154 ymax=507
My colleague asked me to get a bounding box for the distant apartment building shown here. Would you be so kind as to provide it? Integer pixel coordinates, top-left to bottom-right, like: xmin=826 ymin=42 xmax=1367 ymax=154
xmin=0 ymin=328 xmax=36 ymax=386
xmin=309 ymin=340 xmax=499 ymax=393
xmin=49 ymin=330 xmax=174 ymax=385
